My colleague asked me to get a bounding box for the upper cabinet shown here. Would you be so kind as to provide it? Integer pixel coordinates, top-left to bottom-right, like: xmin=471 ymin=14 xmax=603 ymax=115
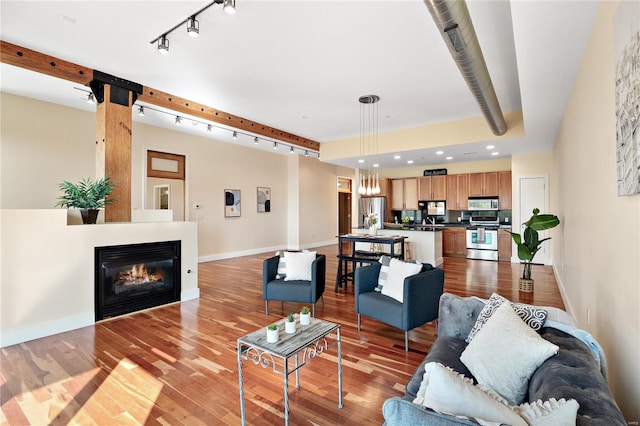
xmin=498 ymin=171 xmax=512 ymax=210
xmin=468 ymin=172 xmax=499 ymax=197
xmin=391 ymin=178 xmax=418 ymax=210
xmin=446 ymin=174 xmax=469 ymax=210
xmin=418 ymin=175 xmax=447 ymax=201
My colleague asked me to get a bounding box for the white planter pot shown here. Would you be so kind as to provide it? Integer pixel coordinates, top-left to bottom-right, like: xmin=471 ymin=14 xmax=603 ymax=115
xmin=285 ymin=321 xmax=296 ymax=334
xmin=266 ymin=327 xmax=279 ymax=343
xmin=300 ymin=312 xmax=311 ymax=325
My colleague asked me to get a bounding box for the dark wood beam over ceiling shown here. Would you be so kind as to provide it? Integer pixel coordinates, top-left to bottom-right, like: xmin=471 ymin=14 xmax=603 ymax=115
xmin=1 ymin=41 xmax=320 ymax=151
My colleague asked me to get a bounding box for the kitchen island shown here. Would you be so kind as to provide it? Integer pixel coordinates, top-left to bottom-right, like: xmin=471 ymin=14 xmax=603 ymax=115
xmin=351 ymin=227 xmax=443 ymax=267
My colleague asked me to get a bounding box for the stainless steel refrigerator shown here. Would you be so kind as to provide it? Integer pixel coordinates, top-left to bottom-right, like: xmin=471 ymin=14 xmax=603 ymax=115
xmin=359 ymin=197 xmax=386 ymax=229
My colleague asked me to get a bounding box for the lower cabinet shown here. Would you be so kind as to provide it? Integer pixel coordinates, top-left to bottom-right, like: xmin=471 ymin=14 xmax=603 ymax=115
xmin=498 ymin=231 xmax=512 ymax=261
xmin=443 ymin=227 xmax=467 ymax=257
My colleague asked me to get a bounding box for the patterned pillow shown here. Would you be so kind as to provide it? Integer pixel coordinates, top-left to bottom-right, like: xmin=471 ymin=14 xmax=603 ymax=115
xmin=275 ymin=251 xmax=287 ymax=279
xmin=466 ymin=293 xmax=548 ymax=343
xmin=375 ymin=255 xmax=392 ymax=291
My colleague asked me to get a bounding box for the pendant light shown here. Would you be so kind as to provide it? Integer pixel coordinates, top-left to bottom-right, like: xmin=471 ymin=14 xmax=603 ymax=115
xmin=358 ymin=95 xmax=381 ymax=196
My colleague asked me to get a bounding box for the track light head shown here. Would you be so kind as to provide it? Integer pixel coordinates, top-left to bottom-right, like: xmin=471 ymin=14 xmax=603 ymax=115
xmin=254 ymin=137 xmax=259 ymax=145
xmin=206 ymin=124 xmax=212 ymax=132
xmin=175 ymin=116 xmax=182 ymax=125
xmin=158 ymin=35 xmax=169 ymax=54
xmin=273 ymin=142 xmax=278 ymax=150
xmin=138 ymin=105 xmax=145 ymax=116
xmin=223 ymin=0 xmax=236 ymax=15
xmin=232 ymin=131 xmax=238 ymax=139
xmin=290 ymin=146 xmax=295 ymax=154
xmin=304 ymin=150 xmax=309 ymax=157
xmin=86 ymin=93 xmax=95 ymax=104
xmin=187 ymin=16 xmax=199 ymax=37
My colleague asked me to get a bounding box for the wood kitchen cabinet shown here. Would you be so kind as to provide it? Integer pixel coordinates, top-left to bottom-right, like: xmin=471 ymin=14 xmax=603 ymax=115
xmin=498 ymin=171 xmax=512 ymax=209
xmin=443 ymin=227 xmax=467 ymax=257
xmin=418 ymin=175 xmax=447 ymax=201
xmin=391 ymin=178 xmax=418 ymax=210
xmin=446 ymin=174 xmax=469 ymax=210
xmin=498 ymin=229 xmax=513 ymax=261
xmin=468 ymin=172 xmax=499 ymax=197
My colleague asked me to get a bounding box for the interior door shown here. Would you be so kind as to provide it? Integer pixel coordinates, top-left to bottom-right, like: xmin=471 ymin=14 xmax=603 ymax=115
xmin=338 ymin=192 xmax=351 ymax=235
xmin=519 ymin=176 xmax=549 ymax=264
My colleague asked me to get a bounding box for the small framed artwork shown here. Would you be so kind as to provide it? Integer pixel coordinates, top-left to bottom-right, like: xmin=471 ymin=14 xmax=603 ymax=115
xmin=224 ymin=189 xmax=241 ymax=217
xmin=257 ymin=187 xmax=271 ymax=212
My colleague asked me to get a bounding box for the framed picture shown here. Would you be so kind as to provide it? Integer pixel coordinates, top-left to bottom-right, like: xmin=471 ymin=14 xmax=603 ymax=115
xmin=224 ymin=189 xmax=241 ymax=217
xmin=257 ymin=187 xmax=271 ymax=212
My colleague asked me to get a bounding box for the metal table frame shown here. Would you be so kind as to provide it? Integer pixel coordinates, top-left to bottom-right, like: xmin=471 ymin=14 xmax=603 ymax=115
xmin=237 ymin=315 xmax=342 ymax=425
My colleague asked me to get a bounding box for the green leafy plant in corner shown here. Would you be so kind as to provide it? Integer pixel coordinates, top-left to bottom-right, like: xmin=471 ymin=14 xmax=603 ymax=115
xmin=507 ymin=208 xmax=560 ymax=280
xmin=267 ymin=323 xmax=278 ymax=331
xmin=55 ymin=176 xmax=116 ymax=209
xmin=287 ymin=313 xmax=295 ymax=322
xmin=300 ymin=306 xmax=310 ymax=315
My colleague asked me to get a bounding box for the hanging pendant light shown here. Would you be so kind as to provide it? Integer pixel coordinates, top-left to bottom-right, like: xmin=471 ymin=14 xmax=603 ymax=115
xmin=359 ymin=95 xmax=380 ymax=196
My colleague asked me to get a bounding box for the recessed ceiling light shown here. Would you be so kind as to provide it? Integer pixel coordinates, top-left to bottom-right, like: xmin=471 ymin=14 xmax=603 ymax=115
xmin=486 ymin=145 xmax=495 ymax=149
xmin=407 ymin=160 xmax=414 ymax=164
xmin=373 ymin=163 xmax=379 ymax=168
xmin=446 ymin=156 xmax=453 ymax=160
xmin=386 ymin=115 xmax=392 ymax=119
xmin=436 ymin=151 xmax=444 ymax=155
xmin=394 ymin=155 xmax=401 ymax=160
xmin=358 ymin=159 xmax=365 ymax=163
xmin=491 ymin=152 xmax=499 ymax=156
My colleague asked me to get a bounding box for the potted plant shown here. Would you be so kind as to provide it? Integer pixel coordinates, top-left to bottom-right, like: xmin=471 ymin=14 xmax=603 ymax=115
xmin=507 ymin=208 xmax=560 ymax=292
xmin=285 ymin=313 xmax=296 ymax=334
xmin=55 ymin=176 xmax=116 ymax=224
xmin=266 ymin=323 xmax=279 ymax=343
xmin=300 ymin=306 xmax=311 ymax=325
xmin=366 ymin=212 xmax=378 ymax=235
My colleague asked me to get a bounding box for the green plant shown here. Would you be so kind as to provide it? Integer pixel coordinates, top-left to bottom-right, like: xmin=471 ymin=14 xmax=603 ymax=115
xmin=401 ymin=216 xmax=410 ymax=223
xmin=300 ymin=306 xmax=310 ymax=315
xmin=55 ymin=176 xmax=116 ymax=209
xmin=508 ymin=208 xmax=560 ymax=280
xmin=267 ymin=323 xmax=278 ymax=331
xmin=287 ymin=313 xmax=294 ymax=322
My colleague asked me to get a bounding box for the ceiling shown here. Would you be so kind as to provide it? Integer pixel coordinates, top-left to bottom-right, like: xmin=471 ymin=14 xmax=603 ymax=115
xmin=0 ymin=1 xmax=599 ymax=170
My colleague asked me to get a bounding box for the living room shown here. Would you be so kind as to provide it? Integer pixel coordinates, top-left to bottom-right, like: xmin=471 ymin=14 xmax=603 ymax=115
xmin=1 ymin=0 xmax=638 ymax=423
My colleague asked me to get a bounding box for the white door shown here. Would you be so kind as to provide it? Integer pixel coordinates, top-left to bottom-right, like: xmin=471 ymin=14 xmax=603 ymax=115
xmin=519 ymin=176 xmax=549 ymax=265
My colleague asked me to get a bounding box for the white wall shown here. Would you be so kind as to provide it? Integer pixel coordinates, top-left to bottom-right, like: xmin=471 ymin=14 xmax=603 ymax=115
xmin=552 ymin=1 xmax=639 ymax=419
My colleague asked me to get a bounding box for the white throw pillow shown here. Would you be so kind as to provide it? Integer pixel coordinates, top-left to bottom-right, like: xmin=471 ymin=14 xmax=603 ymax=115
xmin=283 ymin=251 xmax=316 ymax=281
xmin=515 ymin=398 xmax=579 ymax=426
xmin=460 ymin=303 xmax=559 ymax=406
xmin=413 ymin=362 xmax=527 ymax=426
xmin=380 ymin=258 xmax=422 ymax=303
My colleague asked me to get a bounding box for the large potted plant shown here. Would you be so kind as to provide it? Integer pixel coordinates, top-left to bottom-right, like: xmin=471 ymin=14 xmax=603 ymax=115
xmin=507 ymin=208 xmax=560 ymax=292
xmin=55 ymin=176 xmax=116 ymax=224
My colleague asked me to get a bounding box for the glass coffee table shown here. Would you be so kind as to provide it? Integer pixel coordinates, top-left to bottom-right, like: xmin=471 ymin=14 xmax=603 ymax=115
xmin=237 ymin=315 xmax=342 ymax=425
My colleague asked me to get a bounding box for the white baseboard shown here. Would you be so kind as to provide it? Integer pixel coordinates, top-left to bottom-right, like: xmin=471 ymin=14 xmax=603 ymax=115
xmin=552 ymin=265 xmax=576 ymax=323
xmin=181 ymin=288 xmax=200 ymax=301
xmin=0 ymin=312 xmax=94 ymax=348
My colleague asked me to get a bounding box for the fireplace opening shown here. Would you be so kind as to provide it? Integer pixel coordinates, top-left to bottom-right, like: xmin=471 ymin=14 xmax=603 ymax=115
xmin=95 ymin=240 xmax=181 ymax=321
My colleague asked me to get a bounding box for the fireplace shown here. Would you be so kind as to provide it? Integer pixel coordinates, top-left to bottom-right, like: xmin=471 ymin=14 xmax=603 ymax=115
xmin=95 ymin=240 xmax=181 ymax=321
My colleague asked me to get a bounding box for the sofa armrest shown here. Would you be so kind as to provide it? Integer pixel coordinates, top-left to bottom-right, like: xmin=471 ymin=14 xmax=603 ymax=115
xmin=310 ymin=254 xmax=326 ymax=300
xmin=403 ymin=268 xmax=444 ymax=330
xmin=382 ymin=397 xmax=477 ymax=426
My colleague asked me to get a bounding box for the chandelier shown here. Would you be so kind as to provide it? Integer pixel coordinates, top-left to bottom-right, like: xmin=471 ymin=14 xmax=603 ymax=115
xmin=358 ymin=95 xmax=381 ymax=195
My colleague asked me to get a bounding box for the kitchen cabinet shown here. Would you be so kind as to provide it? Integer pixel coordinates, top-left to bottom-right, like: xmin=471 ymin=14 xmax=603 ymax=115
xmin=468 ymin=172 xmax=499 ymax=197
xmin=418 ymin=175 xmax=447 ymax=201
xmin=443 ymin=227 xmax=467 ymax=257
xmin=391 ymin=178 xmax=418 ymax=210
xmin=498 ymin=171 xmax=512 ymax=209
xmin=445 ymin=174 xmax=469 ymax=210
xmin=498 ymin=230 xmax=512 ymax=261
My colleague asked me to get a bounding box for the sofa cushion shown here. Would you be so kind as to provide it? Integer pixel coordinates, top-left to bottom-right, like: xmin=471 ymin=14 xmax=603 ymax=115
xmin=437 ymin=293 xmax=485 ymax=340
xmin=467 ymin=293 xmax=548 ymax=343
xmin=380 ymin=258 xmax=423 ymax=303
xmin=460 ymin=303 xmax=558 ymax=406
xmin=515 ymin=398 xmax=580 ymax=426
xmin=283 ymin=251 xmax=316 ymax=281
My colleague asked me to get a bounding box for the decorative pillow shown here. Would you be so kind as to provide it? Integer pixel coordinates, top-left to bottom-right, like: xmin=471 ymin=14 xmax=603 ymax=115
xmin=515 ymin=398 xmax=579 ymax=426
xmin=467 ymin=293 xmax=548 ymax=343
xmin=380 ymin=258 xmax=422 ymax=303
xmin=460 ymin=303 xmax=559 ymax=406
xmin=283 ymin=251 xmax=316 ymax=281
xmin=375 ymin=255 xmax=392 ymax=292
xmin=413 ymin=362 xmax=527 ymax=426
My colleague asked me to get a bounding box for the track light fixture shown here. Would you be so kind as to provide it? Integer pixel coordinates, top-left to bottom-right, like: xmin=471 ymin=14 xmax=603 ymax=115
xmin=138 ymin=106 xmax=145 ymax=116
xmin=157 ymin=35 xmax=169 ymax=54
xmin=305 ymin=150 xmax=309 ymax=157
xmin=86 ymin=93 xmax=96 ymax=104
xmin=175 ymin=116 xmax=182 ymax=125
xmin=273 ymin=142 xmax=278 ymax=150
xmin=207 ymin=124 xmax=212 ymax=132
xmin=187 ymin=16 xmax=199 ymax=37
xmin=254 ymin=137 xmax=259 ymax=145
xmin=232 ymin=131 xmax=238 ymax=139
xmin=151 ymin=1 xmax=237 ymax=52
xmin=290 ymin=146 xmax=295 ymax=154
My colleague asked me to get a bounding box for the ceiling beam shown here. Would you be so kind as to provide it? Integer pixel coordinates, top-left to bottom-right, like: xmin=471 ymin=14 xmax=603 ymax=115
xmin=1 ymin=41 xmax=320 ymax=151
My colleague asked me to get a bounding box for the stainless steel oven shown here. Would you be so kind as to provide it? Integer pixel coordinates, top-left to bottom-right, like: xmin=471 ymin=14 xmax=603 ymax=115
xmin=466 ymin=227 xmax=498 ymax=261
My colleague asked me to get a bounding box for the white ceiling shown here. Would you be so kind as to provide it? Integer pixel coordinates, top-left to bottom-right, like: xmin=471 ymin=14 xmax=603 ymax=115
xmin=0 ymin=1 xmax=599 ymax=170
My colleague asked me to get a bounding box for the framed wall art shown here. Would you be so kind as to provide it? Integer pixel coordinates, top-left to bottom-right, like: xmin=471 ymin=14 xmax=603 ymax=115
xmin=257 ymin=187 xmax=271 ymax=212
xmin=224 ymin=189 xmax=241 ymax=217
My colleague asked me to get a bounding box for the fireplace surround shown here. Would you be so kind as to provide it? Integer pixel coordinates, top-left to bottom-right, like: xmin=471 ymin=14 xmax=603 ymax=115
xmin=95 ymin=240 xmax=181 ymax=321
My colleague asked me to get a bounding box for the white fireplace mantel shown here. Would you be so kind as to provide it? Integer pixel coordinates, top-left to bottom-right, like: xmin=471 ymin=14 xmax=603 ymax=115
xmin=0 ymin=209 xmax=199 ymax=347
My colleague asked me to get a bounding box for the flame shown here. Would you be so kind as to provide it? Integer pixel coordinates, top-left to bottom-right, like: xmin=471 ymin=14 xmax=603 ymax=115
xmin=118 ymin=264 xmax=164 ymax=285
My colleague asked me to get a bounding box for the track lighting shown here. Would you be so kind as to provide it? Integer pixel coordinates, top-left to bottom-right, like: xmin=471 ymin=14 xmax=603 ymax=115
xmin=86 ymin=93 xmax=95 ymax=104
xmin=175 ymin=116 xmax=182 ymax=125
xmin=232 ymin=131 xmax=238 ymax=139
xmin=157 ymin=35 xmax=169 ymax=54
xmin=223 ymin=0 xmax=236 ymax=14
xmin=290 ymin=146 xmax=295 ymax=154
xmin=187 ymin=16 xmax=199 ymax=37
xmin=138 ymin=106 xmax=145 ymax=116
xmin=305 ymin=150 xmax=309 ymax=157
xmin=273 ymin=142 xmax=278 ymax=150
xmin=254 ymin=137 xmax=259 ymax=145
xmin=207 ymin=124 xmax=212 ymax=132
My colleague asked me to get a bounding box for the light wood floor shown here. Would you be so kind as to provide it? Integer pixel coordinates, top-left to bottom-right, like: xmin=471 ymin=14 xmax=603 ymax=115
xmin=1 ymin=245 xmax=564 ymax=425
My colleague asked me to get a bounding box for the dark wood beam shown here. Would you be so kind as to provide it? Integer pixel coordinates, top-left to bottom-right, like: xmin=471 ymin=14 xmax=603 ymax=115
xmin=1 ymin=41 xmax=320 ymax=151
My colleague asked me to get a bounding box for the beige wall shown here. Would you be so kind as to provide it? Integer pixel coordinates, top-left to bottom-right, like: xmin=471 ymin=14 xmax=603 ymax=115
xmin=552 ymin=1 xmax=639 ymax=419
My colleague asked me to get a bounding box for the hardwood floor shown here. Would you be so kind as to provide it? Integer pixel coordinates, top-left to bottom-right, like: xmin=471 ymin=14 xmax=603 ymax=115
xmin=0 ymin=245 xmax=564 ymax=425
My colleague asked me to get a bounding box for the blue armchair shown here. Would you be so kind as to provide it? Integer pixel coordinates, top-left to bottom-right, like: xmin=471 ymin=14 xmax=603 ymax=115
xmin=263 ymin=253 xmax=326 ymax=316
xmin=354 ymin=262 xmax=444 ymax=351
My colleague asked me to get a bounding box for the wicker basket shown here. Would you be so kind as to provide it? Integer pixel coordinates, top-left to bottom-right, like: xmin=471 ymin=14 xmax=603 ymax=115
xmin=519 ymin=278 xmax=534 ymax=293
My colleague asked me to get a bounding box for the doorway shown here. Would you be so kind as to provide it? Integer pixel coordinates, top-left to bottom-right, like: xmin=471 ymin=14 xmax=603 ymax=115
xmin=146 ymin=150 xmax=186 ymax=221
xmin=337 ymin=177 xmax=352 ymax=236
xmin=519 ymin=176 xmax=549 ymax=264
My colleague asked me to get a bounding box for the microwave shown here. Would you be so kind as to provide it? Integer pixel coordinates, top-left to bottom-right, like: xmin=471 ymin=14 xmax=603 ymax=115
xmin=468 ymin=197 xmax=499 ymax=210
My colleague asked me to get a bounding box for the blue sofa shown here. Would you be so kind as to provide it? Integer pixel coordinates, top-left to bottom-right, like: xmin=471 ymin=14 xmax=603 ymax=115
xmin=382 ymin=293 xmax=626 ymax=425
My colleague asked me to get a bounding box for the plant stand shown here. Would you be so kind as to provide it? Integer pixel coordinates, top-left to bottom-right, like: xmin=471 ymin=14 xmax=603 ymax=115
xmin=519 ymin=278 xmax=534 ymax=293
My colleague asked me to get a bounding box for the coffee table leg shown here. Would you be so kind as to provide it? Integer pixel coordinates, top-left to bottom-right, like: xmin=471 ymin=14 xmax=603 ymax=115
xmin=237 ymin=342 xmax=246 ymax=425
xmin=295 ymin=352 xmax=300 ymax=388
xmin=337 ymin=328 xmax=343 ymax=408
xmin=283 ymin=357 xmax=290 ymax=426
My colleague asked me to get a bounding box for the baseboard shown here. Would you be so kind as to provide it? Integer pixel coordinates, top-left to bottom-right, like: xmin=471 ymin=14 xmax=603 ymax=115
xmin=552 ymin=265 xmax=576 ymax=323
xmin=181 ymin=287 xmax=200 ymax=301
xmin=0 ymin=312 xmax=94 ymax=348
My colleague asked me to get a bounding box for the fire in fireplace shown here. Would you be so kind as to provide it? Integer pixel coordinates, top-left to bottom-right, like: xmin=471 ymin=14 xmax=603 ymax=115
xmin=95 ymin=240 xmax=181 ymax=321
